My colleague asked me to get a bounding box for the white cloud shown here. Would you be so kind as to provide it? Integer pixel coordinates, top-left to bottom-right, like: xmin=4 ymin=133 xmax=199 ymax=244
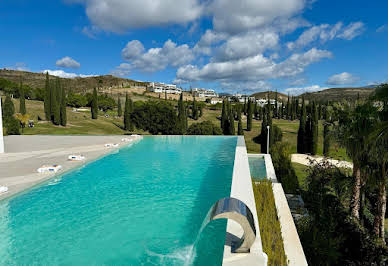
xmin=209 ymin=0 xmax=306 ymax=34
xmin=285 ymin=85 xmax=327 ymax=95
xmin=287 ymin=21 xmax=364 ymax=49
xmin=213 ymin=31 xmax=279 ymax=62
xmin=337 ymin=22 xmax=365 ymax=40
xmin=376 ymin=24 xmax=387 ymax=33
xmin=121 ymin=39 xmax=195 ymax=72
xmin=175 ymin=48 xmax=332 ymax=84
xmin=326 ymin=72 xmax=360 ymax=85
xmin=110 ymin=63 xmax=132 ymax=77
xmin=289 ymin=78 xmax=307 ymax=86
xmin=42 ymin=70 xmax=96 ymax=78
xmin=81 ymin=25 xmax=101 ymax=39
xmin=5 ymin=62 xmax=29 ymax=71
xmin=70 ymin=0 xmax=203 ymax=33
xmin=56 ymin=56 xmax=81 ymax=68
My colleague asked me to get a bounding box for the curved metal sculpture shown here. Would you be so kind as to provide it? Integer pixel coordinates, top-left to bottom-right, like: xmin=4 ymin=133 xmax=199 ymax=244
xmin=208 ymin=197 xmax=256 ymax=253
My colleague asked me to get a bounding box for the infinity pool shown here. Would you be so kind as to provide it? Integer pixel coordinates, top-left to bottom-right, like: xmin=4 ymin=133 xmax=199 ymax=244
xmin=0 ymin=136 xmax=237 ymax=265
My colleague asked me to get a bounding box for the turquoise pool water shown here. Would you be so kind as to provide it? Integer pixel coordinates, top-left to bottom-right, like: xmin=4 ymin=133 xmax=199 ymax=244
xmin=248 ymin=156 xmax=267 ymax=180
xmin=0 ymin=136 xmax=237 ymax=265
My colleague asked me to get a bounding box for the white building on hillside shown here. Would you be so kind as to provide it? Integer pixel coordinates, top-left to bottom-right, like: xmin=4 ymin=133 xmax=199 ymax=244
xmin=148 ymin=82 xmax=182 ymax=94
xmin=192 ymin=88 xmax=218 ymax=98
xmin=257 ymin=98 xmax=276 ymax=107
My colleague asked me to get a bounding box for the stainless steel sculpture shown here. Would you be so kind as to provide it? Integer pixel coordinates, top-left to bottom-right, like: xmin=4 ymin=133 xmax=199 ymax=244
xmin=208 ymin=197 xmax=256 ymax=253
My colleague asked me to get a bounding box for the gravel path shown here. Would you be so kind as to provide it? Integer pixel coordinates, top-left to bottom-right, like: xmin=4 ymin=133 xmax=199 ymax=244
xmin=291 ymin=153 xmax=353 ymax=169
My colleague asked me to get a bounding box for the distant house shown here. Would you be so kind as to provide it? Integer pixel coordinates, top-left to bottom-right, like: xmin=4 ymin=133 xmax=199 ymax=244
xmin=147 ymin=82 xmax=182 ymax=94
xmin=210 ymin=98 xmax=223 ymax=105
xmin=192 ymin=88 xmax=218 ymax=98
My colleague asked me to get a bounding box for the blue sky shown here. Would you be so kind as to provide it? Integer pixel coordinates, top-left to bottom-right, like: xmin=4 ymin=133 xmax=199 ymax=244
xmin=1 ymin=0 xmax=387 ymax=95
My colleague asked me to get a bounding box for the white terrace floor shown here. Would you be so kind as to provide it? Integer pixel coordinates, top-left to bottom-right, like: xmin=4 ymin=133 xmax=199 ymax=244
xmin=0 ymin=135 xmax=129 ymax=200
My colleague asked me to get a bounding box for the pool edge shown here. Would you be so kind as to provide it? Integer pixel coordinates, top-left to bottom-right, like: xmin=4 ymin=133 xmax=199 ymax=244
xmin=222 ymin=136 xmax=268 ymax=266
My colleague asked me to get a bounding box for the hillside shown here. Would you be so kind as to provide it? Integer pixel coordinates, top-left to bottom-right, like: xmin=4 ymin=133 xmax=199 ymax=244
xmin=0 ymin=69 xmax=148 ymax=92
xmin=301 ymin=87 xmax=375 ymax=102
xmin=251 ymin=91 xmax=288 ymax=102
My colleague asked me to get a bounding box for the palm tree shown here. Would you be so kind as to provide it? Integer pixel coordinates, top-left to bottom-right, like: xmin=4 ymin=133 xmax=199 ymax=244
xmin=337 ymin=103 xmax=378 ymax=220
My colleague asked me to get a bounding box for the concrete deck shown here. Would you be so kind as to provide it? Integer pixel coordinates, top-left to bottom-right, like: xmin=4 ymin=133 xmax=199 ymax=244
xmin=0 ymin=135 xmax=139 ymax=201
xmin=223 ymin=137 xmax=267 ymax=266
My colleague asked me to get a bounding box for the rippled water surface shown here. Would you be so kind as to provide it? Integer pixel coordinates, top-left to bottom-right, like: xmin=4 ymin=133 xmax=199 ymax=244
xmin=0 ymin=136 xmax=237 ymax=265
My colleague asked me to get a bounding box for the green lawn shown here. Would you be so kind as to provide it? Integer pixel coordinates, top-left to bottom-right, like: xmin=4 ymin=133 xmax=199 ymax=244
xmin=292 ymin=162 xmax=309 ymax=191
xmin=3 ymin=97 xmax=352 ymax=163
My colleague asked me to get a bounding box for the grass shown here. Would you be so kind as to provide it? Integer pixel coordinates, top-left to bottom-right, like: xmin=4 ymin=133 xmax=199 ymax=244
xmin=292 ymin=162 xmax=309 ymax=191
xmin=2 ymin=96 xmax=353 ymax=163
xmin=252 ymin=180 xmax=287 ymax=266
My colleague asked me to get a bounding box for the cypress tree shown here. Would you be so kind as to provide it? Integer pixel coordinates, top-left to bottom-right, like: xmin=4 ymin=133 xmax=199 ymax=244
xmin=52 ymin=79 xmax=61 ymax=125
xmin=192 ymin=97 xmax=198 ymax=120
xmin=247 ymin=99 xmax=253 ymax=131
xmin=91 ymin=88 xmax=98 ymax=119
xmin=323 ymin=121 xmax=330 ymax=157
xmin=274 ymin=90 xmax=278 ymax=118
xmin=19 ymin=82 xmax=26 ymax=115
xmin=243 ymin=98 xmax=247 ymax=115
xmin=237 ymin=107 xmax=243 ymax=135
xmin=228 ymin=106 xmax=235 ymax=135
xmin=297 ymin=96 xmax=306 ymax=153
xmin=44 ymin=72 xmax=51 ymax=120
xmin=117 ymin=96 xmax=122 ymax=117
xmin=3 ymin=95 xmax=15 ymax=120
xmin=305 ymin=109 xmax=313 ymax=154
xmin=124 ymin=93 xmax=130 ymax=131
xmin=254 ymin=102 xmax=258 ymax=119
xmin=129 ymin=97 xmax=134 ymax=131
xmin=286 ymin=94 xmax=290 ymax=120
xmin=165 ymin=90 xmax=167 ymax=100
xmin=311 ymin=101 xmax=318 ymax=155
xmin=60 ymin=85 xmax=67 ymax=126
xmin=178 ymin=93 xmax=187 ymax=134
xmin=3 ymin=95 xmax=20 ymax=135
xmin=221 ymin=99 xmax=228 ymax=132
xmin=260 ymin=110 xmax=268 ymax=153
xmin=295 ymin=98 xmax=300 ymax=119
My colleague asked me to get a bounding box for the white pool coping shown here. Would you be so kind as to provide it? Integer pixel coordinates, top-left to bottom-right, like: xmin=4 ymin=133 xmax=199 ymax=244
xmin=223 ymin=137 xmax=268 ymax=266
xmin=250 ymin=154 xmax=308 ymax=266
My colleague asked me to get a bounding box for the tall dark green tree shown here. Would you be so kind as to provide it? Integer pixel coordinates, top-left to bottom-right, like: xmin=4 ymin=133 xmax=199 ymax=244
xmin=60 ymin=85 xmax=67 ymax=126
xmin=274 ymin=90 xmax=278 ymax=118
xmin=237 ymin=107 xmax=243 ymax=135
xmin=247 ymin=99 xmax=253 ymax=131
xmin=286 ymin=94 xmax=290 ymax=120
xmin=297 ymin=96 xmax=306 ymax=153
xmin=44 ymin=72 xmax=51 ymax=120
xmin=124 ymin=93 xmax=130 ymax=131
xmin=228 ymin=106 xmax=235 ymax=135
xmin=19 ymin=82 xmax=26 ymax=115
xmin=221 ymin=99 xmax=228 ymax=133
xmin=192 ymin=97 xmax=198 ymax=120
xmin=2 ymin=95 xmax=20 ymax=135
xmin=117 ymin=96 xmax=122 ymax=117
xmin=50 ymin=79 xmax=60 ymax=125
xmin=177 ymin=93 xmax=187 ymax=134
xmin=323 ymin=121 xmax=330 ymax=157
xmin=91 ymin=88 xmax=98 ymax=119
xmin=311 ymin=101 xmax=319 ymax=155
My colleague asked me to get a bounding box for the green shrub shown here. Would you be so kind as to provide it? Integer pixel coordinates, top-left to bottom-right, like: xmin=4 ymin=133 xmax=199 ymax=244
xmin=253 ymin=180 xmax=287 ymax=266
xmin=271 ymin=142 xmax=299 ymax=193
xmin=187 ymin=120 xmax=222 ymax=135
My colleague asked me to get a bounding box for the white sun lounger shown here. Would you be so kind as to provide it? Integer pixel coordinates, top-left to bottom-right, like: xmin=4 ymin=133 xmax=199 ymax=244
xmin=0 ymin=186 xmax=8 ymax=194
xmin=121 ymin=138 xmax=133 ymax=142
xmin=37 ymin=164 xmax=62 ymax=173
xmin=104 ymin=143 xmax=119 ymax=148
xmin=68 ymin=155 xmax=85 ymax=161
